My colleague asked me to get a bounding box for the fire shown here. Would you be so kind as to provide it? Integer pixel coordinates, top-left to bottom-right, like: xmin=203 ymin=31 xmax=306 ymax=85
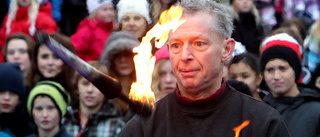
xmin=233 ymin=120 xmax=250 ymax=137
xmin=128 ymin=5 xmax=186 ymax=108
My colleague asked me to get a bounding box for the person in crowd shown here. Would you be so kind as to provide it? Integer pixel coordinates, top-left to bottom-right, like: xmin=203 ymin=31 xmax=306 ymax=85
xmin=2 ymin=33 xmax=34 ymax=83
xmin=230 ymin=0 xmax=264 ymax=56
xmin=71 ymin=0 xmax=115 ymax=62
xmin=281 ymin=17 xmax=307 ymax=40
xmin=42 ymin=0 xmax=62 ymax=22
xmin=0 ymin=63 xmax=35 ymax=137
xmin=149 ymin=0 xmax=178 ymax=26
xmin=64 ymin=61 xmax=125 ymax=136
xmin=99 ymin=31 xmax=139 ymax=122
xmin=59 ymin=0 xmax=88 ymax=36
xmin=26 ymin=33 xmax=76 ymax=98
xmin=308 ymin=63 xmax=320 ymax=91
xmin=260 ymin=33 xmax=320 ymax=137
xmin=119 ymin=0 xmax=290 ymax=136
xmin=117 ymin=0 xmax=152 ymax=41
xmin=303 ymin=19 xmax=320 ymax=73
xmin=151 ymin=46 xmax=177 ymax=102
xmin=0 ymin=0 xmax=58 ymax=62
xmin=26 ymin=81 xmax=72 ymax=137
xmin=228 ymin=53 xmax=263 ymax=100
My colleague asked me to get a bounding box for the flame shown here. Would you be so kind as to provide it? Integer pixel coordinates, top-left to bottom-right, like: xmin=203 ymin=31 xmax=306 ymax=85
xmin=233 ymin=120 xmax=250 ymax=137
xmin=128 ymin=5 xmax=186 ymax=108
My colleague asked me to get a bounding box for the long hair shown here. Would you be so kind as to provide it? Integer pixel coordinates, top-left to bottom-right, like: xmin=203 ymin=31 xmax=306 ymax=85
xmin=6 ymin=0 xmax=40 ymax=35
xmin=307 ymin=19 xmax=320 ymax=50
xmin=231 ymin=3 xmax=261 ymax=25
xmin=149 ymin=0 xmax=177 ymax=26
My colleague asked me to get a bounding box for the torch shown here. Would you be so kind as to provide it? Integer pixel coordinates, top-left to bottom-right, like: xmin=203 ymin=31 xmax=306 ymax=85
xmin=35 ymin=33 xmax=153 ymax=117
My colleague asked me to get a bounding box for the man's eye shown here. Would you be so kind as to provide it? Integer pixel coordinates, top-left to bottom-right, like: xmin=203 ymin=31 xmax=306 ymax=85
xmin=196 ymin=42 xmax=204 ymax=47
xmin=172 ymin=43 xmax=180 ymax=49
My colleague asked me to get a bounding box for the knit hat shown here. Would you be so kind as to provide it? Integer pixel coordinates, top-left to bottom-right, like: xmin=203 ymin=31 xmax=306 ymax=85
xmin=261 ymin=33 xmax=302 ymax=60
xmin=260 ymin=46 xmax=301 ymax=82
xmin=99 ymin=31 xmax=140 ymax=68
xmin=87 ymin=0 xmax=113 ymax=14
xmin=116 ymin=0 xmax=152 ymax=24
xmin=155 ymin=45 xmax=170 ymax=65
xmin=27 ymin=81 xmax=71 ymax=118
xmin=0 ymin=63 xmax=25 ymax=100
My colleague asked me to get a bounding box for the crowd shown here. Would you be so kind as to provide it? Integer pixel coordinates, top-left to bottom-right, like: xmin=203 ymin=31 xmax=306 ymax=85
xmin=0 ymin=0 xmax=319 ymax=136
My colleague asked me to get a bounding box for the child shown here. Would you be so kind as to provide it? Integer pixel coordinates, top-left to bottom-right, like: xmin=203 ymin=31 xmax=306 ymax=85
xmin=71 ymin=0 xmax=115 ymax=61
xmin=0 ymin=63 xmax=34 ymax=136
xmin=64 ymin=61 xmax=125 ymax=136
xmin=26 ymin=80 xmax=72 ymax=137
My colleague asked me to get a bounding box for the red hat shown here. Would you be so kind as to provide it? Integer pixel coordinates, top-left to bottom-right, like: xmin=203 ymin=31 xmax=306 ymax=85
xmin=155 ymin=45 xmax=170 ymax=65
xmin=261 ymin=33 xmax=302 ymax=60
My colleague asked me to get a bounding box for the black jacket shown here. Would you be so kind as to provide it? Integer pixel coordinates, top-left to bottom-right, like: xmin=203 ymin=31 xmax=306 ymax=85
xmin=264 ymin=88 xmax=320 ymax=137
xmin=120 ymin=82 xmax=290 ymax=137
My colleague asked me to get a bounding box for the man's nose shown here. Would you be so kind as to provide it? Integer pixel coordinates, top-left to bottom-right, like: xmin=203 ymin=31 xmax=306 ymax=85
xmin=180 ymin=44 xmax=193 ymax=62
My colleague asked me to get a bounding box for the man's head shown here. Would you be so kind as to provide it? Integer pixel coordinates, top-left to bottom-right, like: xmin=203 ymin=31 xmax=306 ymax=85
xmin=167 ymin=0 xmax=235 ymax=100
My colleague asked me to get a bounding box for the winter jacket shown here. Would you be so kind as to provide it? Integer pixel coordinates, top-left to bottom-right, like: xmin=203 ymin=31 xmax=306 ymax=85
xmin=264 ymin=87 xmax=320 ymax=137
xmin=119 ymin=80 xmax=290 ymax=137
xmin=63 ymin=100 xmax=125 ymax=137
xmin=71 ymin=18 xmax=113 ymax=62
xmin=0 ymin=1 xmax=58 ymax=62
xmin=231 ymin=12 xmax=264 ymax=56
xmin=26 ymin=126 xmax=72 ymax=137
xmin=43 ymin=0 xmax=62 ymax=22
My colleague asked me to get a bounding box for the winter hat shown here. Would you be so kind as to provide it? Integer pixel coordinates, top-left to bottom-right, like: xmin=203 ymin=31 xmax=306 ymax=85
xmin=87 ymin=0 xmax=113 ymax=14
xmin=260 ymin=45 xmax=302 ymax=82
xmin=155 ymin=45 xmax=170 ymax=65
xmin=99 ymin=31 xmax=140 ymax=68
xmin=116 ymin=0 xmax=152 ymax=24
xmin=261 ymin=33 xmax=302 ymax=60
xmin=0 ymin=63 xmax=25 ymax=99
xmin=27 ymin=81 xmax=71 ymax=117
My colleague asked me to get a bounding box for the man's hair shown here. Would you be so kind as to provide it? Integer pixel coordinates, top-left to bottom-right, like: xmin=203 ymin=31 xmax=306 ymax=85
xmin=177 ymin=0 xmax=233 ymax=38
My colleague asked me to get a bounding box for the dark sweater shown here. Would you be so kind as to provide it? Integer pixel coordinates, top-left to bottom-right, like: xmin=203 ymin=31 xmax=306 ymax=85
xmin=119 ymin=82 xmax=290 ymax=137
xmin=264 ymin=87 xmax=320 ymax=137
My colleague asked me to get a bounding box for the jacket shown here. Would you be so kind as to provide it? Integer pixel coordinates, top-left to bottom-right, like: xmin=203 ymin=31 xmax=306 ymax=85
xmin=264 ymin=87 xmax=320 ymax=137
xmin=26 ymin=126 xmax=72 ymax=137
xmin=71 ymin=17 xmax=113 ymax=62
xmin=119 ymin=80 xmax=290 ymax=137
xmin=63 ymin=100 xmax=125 ymax=137
xmin=0 ymin=1 xmax=58 ymax=62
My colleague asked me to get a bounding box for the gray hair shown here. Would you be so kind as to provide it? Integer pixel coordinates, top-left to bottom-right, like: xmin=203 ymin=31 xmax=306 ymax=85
xmin=177 ymin=0 xmax=233 ymax=38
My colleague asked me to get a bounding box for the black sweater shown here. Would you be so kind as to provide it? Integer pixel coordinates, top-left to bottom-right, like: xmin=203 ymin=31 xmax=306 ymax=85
xmin=120 ymin=82 xmax=290 ymax=137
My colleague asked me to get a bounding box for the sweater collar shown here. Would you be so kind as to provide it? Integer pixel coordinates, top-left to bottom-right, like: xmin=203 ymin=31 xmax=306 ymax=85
xmin=175 ymin=79 xmax=226 ymax=104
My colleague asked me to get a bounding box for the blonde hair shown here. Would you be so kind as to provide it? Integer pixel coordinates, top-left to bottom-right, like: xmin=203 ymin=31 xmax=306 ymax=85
xmin=149 ymin=0 xmax=175 ymax=26
xmin=307 ymin=19 xmax=320 ymax=49
xmin=151 ymin=59 xmax=167 ymax=95
xmin=6 ymin=0 xmax=40 ymax=35
xmin=232 ymin=4 xmax=261 ymax=25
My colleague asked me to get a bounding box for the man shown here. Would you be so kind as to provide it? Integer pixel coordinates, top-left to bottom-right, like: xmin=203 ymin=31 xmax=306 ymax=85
xmin=119 ymin=0 xmax=290 ymax=136
xmin=260 ymin=33 xmax=320 ymax=137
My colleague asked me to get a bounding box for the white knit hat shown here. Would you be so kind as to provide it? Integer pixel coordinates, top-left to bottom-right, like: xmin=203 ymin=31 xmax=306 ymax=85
xmin=117 ymin=0 xmax=152 ymax=24
xmin=87 ymin=0 xmax=113 ymax=14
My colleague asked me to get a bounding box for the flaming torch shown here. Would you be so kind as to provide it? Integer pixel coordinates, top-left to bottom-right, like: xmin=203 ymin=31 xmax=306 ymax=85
xmin=128 ymin=5 xmax=186 ymax=114
xmin=233 ymin=120 xmax=250 ymax=137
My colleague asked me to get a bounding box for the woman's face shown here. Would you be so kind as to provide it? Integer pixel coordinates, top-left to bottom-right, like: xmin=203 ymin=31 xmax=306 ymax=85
xmin=32 ymin=96 xmax=60 ymax=132
xmin=18 ymin=0 xmax=32 ymax=7
xmin=159 ymin=60 xmax=177 ymax=93
xmin=233 ymin=0 xmax=253 ymax=13
xmin=121 ymin=13 xmax=148 ymax=38
xmin=37 ymin=44 xmax=64 ymax=78
xmin=228 ymin=62 xmax=261 ymax=93
xmin=96 ymin=3 xmax=115 ymax=22
xmin=0 ymin=91 xmax=20 ymax=113
xmin=6 ymin=39 xmax=31 ymax=72
xmin=78 ymin=77 xmax=105 ymax=109
xmin=114 ymin=51 xmax=135 ymax=77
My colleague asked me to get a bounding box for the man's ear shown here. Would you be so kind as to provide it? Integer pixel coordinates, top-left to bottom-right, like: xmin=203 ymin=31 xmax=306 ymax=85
xmin=222 ymin=38 xmax=235 ymax=62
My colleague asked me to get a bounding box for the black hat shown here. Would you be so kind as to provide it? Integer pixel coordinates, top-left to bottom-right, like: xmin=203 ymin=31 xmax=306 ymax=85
xmin=0 ymin=63 xmax=25 ymax=100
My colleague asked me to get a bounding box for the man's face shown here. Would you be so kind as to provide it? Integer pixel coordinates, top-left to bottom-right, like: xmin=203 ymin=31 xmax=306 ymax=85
xmin=263 ymin=59 xmax=297 ymax=97
xmin=167 ymin=12 xmax=234 ymax=99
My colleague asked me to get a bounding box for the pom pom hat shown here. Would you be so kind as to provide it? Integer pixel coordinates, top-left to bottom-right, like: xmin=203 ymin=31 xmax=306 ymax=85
xmin=27 ymin=81 xmax=71 ymax=118
xmin=155 ymin=46 xmax=170 ymax=65
xmin=87 ymin=0 xmax=113 ymax=14
xmin=116 ymin=0 xmax=152 ymax=24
